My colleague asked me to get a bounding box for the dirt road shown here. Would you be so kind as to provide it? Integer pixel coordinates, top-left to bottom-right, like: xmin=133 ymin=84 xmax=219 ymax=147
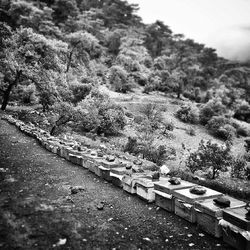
xmin=0 ymin=116 xmax=233 ymax=249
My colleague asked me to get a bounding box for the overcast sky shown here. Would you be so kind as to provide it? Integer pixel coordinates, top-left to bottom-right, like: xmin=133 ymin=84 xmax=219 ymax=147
xmin=127 ymin=0 xmax=250 ymax=61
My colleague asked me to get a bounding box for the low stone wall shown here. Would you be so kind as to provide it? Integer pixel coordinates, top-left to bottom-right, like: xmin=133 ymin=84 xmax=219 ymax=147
xmin=2 ymin=114 xmax=249 ymax=250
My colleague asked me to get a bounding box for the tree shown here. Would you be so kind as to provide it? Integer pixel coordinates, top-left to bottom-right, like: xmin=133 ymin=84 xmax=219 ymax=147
xmin=145 ymin=20 xmax=173 ymax=57
xmin=0 ymin=27 xmax=67 ymax=110
xmin=186 ymin=140 xmax=233 ymax=179
xmin=108 ymin=65 xmax=130 ymax=93
xmin=65 ymin=31 xmax=101 ymax=72
xmin=50 ymin=101 xmax=79 ymax=135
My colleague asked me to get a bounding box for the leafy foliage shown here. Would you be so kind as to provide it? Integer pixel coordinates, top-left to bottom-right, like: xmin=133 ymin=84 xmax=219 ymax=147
xmin=186 ymin=140 xmax=233 ymax=179
xmin=78 ymin=89 xmax=126 ymax=135
xmin=206 ymin=116 xmax=236 ymax=141
xmin=176 ymin=104 xmax=200 ymax=124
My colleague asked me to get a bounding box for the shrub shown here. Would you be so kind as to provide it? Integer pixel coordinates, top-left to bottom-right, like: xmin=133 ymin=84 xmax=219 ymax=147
xmin=176 ymin=104 xmax=199 ymax=124
xmin=162 ymin=120 xmax=174 ymax=132
xmin=234 ymin=103 xmax=250 ymax=122
xmin=186 ymin=140 xmax=233 ymax=179
xmin=216 ymin=124 xmax=236 ymax=141
xmin=70 ymin=83 xmax=92 ymax=105
xmin=22 ymin=84 xmax=38 ymax=104
xmin=124 ymin=137 xmax=138 ymax=154
xmin=199 ymin=99 xmax=226 ymax=125
xmin=78 ymin=90 xmax=126 ymax=135
xmin=140 ymin=103 xmax=163 ymax=129
xmin=133 ymin=115 xmax=144 ymax=124
xmin=206 ymin=116 xmax=236 ymax=140
xmin=108 ymin=65 xmax=131 ymax=93
xmin=231 ymin=156 xmax=248 ymax=179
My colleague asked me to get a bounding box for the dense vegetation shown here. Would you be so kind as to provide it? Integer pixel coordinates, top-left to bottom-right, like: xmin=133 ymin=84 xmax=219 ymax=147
xmin=1 ymin=0 xmax=250 ymax=196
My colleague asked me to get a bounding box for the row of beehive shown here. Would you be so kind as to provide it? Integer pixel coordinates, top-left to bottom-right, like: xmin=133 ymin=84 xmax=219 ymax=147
xmin=3 ymin=115 xmax=250 ymax=250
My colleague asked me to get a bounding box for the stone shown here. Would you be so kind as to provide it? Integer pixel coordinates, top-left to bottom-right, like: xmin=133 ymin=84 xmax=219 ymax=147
xmin=106 ymin=155 xmax=115 ymax=162
xmin=213 ymin=197 xmax=231 ymax=207
xmin=97 ymin=202 xmax=104 ymax=210
xmin=189 ymin=186 xmax=207 ymax=195
xmin=133 ymin=159 xmax=142 ymax=165
xmin=168 ymin=177 xmax=181 ymax=185
xmin=70 ymin=186 xmax=85 ymax=194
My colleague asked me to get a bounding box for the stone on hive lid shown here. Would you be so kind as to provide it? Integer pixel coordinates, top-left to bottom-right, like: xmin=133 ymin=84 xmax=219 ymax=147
xmin=133 ymin=159 xmax=142 ymax=165
xmin=168 ymin=177 xmax=181 ymax=185
xmin=106 ymin=155 xmax=116 ymax=162
xmin=190 ymin=186 xmax=207 ymax=195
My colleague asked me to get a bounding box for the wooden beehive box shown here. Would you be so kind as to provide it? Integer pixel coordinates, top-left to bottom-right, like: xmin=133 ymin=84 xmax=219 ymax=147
xmin=154 ymin=190 xmax=175 ymax=212
xmin=99 ymin=158 xmax=120 ymax=169
xmin=220 ymin=219 xmax=250 ymax=250
xmin=195 ymin=196 xmax=246 ymax=237
xmin=122 ymin=173 xmax=147 ymax=194
xmin=98 ymin=166 xmax=111 ymax=181
xmin=223 ymin=206 xmax=250 ymax=231
xmin=110 ymin=172 xmax=123 ymax=188
xmin=135 ymin=177 xmax=155 ymax=202
xmin=153 ymin=179 xmax=196 ymax=212
xmin=173 ymin=187 xmax=223 ymax=223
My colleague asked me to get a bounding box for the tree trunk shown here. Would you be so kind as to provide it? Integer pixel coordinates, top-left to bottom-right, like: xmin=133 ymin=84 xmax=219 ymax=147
xmin=50 ymin=115 xmax=72 ymax=135
xmin=1 ymin=70 xmax=22 ymax=111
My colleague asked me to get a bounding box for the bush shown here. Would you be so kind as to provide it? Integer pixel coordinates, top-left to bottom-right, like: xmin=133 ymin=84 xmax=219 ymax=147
xmin=231 ymin=156 xmax=248 ymax=179
xmin=108 ymin=65 xmax=131 ymax=93
xmin=70 ymin=83 xmax=92 ymax=105
xmin=140 ymin=103 xmax=163 ymax=129
xmin=22 ymin=84 xmax=38 ymax=104
xmin=234 ymin=103 xmax=250 ymax=122
xmin=199 ymin=99 xmax=226 ymax=125
xmin=217 ymin=124 xmax=236 ymax=141
xmin=236 ymin=126 xmax=250 ymax=137
xmin=124 ymin=136 xmax=171 ymax=166
xmin=206 ymin=116 xmax=236 ymax=140
xmin=186 ymin=140 xmax=233 ymax=179
xmin=78 ymin=90 xmax=126 ymax=135
xmin=176 ymin=104 xmax=199 ymax=124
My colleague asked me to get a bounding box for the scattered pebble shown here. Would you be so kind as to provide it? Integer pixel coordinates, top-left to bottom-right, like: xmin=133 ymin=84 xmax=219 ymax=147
xmin=70 ymin=186 xmax=85 ymax=194
xmin=169 ymin=236 xmax=173 ymax=238
xmin=97 ymin=203 xmax=104 ymax=210
xmin=53 ymin=238 xmax=67 ymax=247
xmin=199 ymin=233 xmax=205 ymax=237
xmin=108 ymin=218 xmax=113 ymax=222
xmin=189 ymin=243 xmax=194 ymax=247
xmin=216 ymin=244 xmax=221 ymax=247
xmin=143 ymin=237 xmax=151 ymax=242
xmin=82 ymin=239 xmax=87 ymax=242
xmin=187 ymin=234 xmax=192 ymax=237
xmin=165 ymin=239 xmax=169 ymax=242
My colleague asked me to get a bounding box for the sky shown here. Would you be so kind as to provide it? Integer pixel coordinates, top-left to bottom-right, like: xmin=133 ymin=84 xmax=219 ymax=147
xmin=127 ymin=0 xmax=250 ymax=61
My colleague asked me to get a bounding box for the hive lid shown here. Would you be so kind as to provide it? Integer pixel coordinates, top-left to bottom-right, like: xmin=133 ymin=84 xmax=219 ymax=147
xmin=154 ymin=179 xmax=195 ymax=194
xmin=223 ymin=206 xmax=250 ymax=231
xmin=195 ymin=196 xmax=246 ymax=217
xmin=173 ymin=187 xmax=223 ymax=204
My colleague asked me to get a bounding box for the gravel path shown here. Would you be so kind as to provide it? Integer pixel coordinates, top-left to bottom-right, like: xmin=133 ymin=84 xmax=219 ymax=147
xmin=0 ymin=115 xmax=233 ymax=250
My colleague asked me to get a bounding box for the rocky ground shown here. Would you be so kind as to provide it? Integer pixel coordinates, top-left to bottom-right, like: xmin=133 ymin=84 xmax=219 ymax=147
xmin=0 ymin=114 xmax=233 ymax=250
